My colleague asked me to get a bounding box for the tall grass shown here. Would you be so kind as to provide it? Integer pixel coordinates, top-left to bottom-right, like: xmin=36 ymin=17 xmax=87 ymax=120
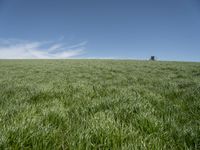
xmin=0 ymin=60 xmax=199 ymax=149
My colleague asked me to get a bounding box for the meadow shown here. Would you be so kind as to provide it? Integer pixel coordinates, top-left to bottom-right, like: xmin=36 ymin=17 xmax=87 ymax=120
xmin=0 ymin=60 xmax=199 ymax=149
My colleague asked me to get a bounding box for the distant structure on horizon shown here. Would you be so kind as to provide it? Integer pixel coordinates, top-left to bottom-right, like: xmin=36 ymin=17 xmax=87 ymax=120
xmin=150 ymin=56 xmax=156 ymax=61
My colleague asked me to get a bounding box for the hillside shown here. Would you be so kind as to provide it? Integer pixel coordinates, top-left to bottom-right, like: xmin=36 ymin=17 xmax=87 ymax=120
xmin=0 ymin=60 xmax=199 ymax=149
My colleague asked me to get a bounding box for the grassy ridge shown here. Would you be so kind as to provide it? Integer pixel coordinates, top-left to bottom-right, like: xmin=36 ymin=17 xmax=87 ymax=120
xmin=0 ymin=60 xmax=200 ymax=149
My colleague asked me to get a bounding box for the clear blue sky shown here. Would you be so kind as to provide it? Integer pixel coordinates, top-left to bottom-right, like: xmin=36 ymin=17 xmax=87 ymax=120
xmin=0 ymin=0 xmax=200 ymax=61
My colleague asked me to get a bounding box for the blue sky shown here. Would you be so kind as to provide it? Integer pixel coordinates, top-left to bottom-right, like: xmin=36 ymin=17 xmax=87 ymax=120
xmin=0 ymin=0 xmax=200 ymax=61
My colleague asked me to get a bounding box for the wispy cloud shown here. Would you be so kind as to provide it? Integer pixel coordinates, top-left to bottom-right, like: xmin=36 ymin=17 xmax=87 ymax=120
xmin=0 ymin=39 xmax=86 ymax=59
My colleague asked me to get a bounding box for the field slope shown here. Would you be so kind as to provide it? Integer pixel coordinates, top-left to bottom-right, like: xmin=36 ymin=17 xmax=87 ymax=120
xmin=0 ymin=60 xmax=200 ymax=149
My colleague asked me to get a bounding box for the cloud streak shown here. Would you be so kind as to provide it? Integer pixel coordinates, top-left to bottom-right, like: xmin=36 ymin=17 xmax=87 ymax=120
xmin=0 ymin=39 xmax=86 ymax=59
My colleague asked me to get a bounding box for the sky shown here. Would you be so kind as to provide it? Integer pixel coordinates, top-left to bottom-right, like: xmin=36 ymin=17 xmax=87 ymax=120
xmin=0 ymin=0 xmax=200 ymax=61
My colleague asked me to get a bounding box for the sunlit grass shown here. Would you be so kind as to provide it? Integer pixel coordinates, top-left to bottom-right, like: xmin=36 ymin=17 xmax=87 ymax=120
xmin=0 ymin=60 xmax=199 ymax=149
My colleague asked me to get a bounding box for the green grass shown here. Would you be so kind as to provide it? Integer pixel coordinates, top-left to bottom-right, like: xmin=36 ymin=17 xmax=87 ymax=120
xmin=0 ymin=59 xmax=200 ymax=149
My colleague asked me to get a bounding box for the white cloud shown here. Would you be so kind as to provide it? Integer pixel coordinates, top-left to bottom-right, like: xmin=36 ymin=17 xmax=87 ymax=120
xmin=0 ymin=39 xmax=86 ymax=59
xmin=65 ymin=41 xmax=88 ymax=49
xmin=48 ymin=44 xmax=63 ymax=52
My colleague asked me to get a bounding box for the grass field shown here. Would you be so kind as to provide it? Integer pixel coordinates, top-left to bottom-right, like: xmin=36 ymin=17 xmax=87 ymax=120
xmin=0 ymin=60 xmax=200 ymax=149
